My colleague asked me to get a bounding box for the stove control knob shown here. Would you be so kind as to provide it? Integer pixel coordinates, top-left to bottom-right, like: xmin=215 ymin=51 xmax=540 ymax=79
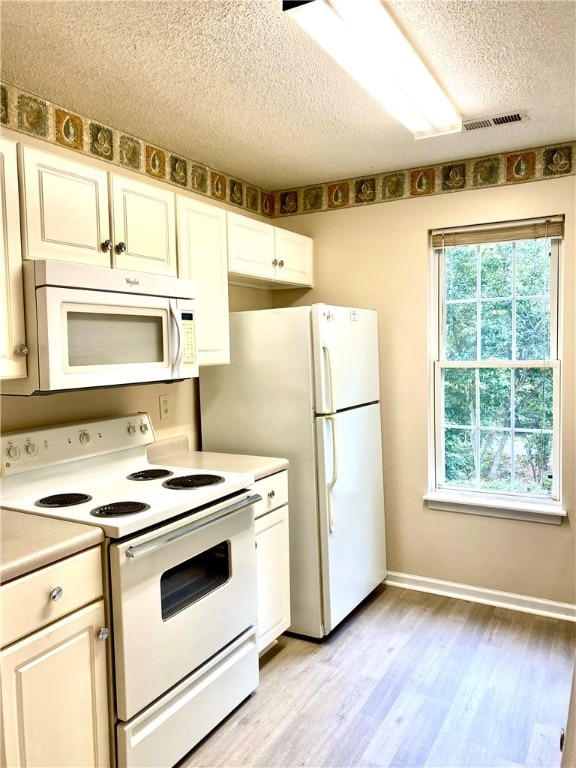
xmin=79 ymin=431 xmax=91 ymax=446
xmin=25 ymin=442 xmax=38 ymax=457
xmin=140 ymin=423 xmax=149 ymax=434
xmin=127 ymin=424 xmax=137 ymax=436
xmin=6 ymin=445 xmax=20 ymax=460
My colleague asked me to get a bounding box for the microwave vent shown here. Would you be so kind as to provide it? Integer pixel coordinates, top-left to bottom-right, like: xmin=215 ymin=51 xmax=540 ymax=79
xmin=463 ymin=110 xmax=530 ymax=132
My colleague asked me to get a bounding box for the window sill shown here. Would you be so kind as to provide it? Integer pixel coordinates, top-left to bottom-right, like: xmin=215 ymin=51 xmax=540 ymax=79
xmin=423 ymin=491 xmax=566 ymax=525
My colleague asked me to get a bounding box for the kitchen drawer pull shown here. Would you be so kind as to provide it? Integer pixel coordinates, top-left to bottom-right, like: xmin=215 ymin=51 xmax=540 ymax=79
xmin=49 ymin=586 xmax=63 ymax=601
xmin=268 ymin=490 xmax=275 ymax=499
xmin=125 ymin=493 xmax=261 ymax=560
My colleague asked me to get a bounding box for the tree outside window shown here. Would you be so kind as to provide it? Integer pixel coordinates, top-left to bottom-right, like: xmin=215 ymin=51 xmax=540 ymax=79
xmin=434 ymin=224 xmax=560 ymax=502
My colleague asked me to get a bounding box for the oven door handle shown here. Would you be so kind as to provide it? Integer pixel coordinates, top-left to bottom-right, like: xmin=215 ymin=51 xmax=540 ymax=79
xmin=124 ymin=493 xmax=261 ymax=560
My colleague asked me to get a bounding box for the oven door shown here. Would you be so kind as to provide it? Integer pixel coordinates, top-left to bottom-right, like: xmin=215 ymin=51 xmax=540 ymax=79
xmin=109 ymin=492 xmax=259 ymax=721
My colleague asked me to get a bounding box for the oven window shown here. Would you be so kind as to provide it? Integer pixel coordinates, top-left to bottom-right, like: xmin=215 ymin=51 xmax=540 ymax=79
xmin=160 ymin=541 xmax=230 ymax=621
xmin=67 ymin=311 xmax=164 ymax=366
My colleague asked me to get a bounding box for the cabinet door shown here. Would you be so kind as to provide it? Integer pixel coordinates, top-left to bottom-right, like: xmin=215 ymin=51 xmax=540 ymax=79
xmin=255 ymin=504 xmax=291 ymax=652
xmin=274 ymin=227 xmax=314 ymax=287
xmin=0 ymin=600 xmax=110 ymax=767
xmin=19 ymin=146 xmax=111 ymax=267
xmin=227 ymin=211 xmax=275 ymax=280
xmin=0 ymin=139 xmax=27 ymax=379
xmin=111 ymin=174 xmax=177 ymax=275
xmin=177 ymin=196 xmax=229 ymax=365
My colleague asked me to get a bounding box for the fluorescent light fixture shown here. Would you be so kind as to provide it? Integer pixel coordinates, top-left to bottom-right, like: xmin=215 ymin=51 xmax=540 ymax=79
xmin=285 ymin=0 xmax=462 ymax=139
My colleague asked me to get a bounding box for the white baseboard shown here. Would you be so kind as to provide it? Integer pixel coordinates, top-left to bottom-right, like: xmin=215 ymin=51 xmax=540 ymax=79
xmin=384 ymin=571 xmax=576 ymax=622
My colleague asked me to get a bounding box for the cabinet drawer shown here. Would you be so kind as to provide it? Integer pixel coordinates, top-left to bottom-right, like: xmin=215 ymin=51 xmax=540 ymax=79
xmin=1 ymin=546 xmax=103 ymax=647
xmin=253 ymin=471 xmax=288 ymax=519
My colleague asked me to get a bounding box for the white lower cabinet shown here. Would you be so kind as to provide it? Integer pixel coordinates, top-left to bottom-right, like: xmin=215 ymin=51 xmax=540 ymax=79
xmin=254 ymin=471 xmax=291 ymax=652
xmin=0 ymin=547 xmax=110 ymax=767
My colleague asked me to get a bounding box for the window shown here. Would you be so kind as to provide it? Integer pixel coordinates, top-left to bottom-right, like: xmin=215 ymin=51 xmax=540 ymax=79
xmin=426 ymin=217 xmax=565 ymax=523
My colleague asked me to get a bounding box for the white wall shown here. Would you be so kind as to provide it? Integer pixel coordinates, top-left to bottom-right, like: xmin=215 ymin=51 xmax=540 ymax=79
xmin=273 ymin=176 xmax=576 ymax=605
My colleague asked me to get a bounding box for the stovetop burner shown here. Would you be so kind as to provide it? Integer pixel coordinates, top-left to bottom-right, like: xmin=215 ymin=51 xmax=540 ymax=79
xmin=36 ymin=492 xmax=93 ymax=508
xmin=91 ymin=501 xmax=151 ymax=517
xmin=127 ymin=469 xmax=174 ymax=481
xmin=163 ymin=474 xmax=225 ymax=490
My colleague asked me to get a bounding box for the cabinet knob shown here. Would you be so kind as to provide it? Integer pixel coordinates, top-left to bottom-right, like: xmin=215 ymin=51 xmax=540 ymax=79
xmin=102 ymin=239 xmax=113 ymax=252
xmin=116 ymin=241 xmax=127 ymax=254
xmin=97 ymin=627 xmax=110 ymax=641
xmin=49 ymin=586 xmax=63 ymax=602
xmin=272 ymin=258 xmax=278 ymax=267
xmin=15 ymin=344 xmax=29 ymax=357
xmin=268 ymin=490 xmax=276 ymax=499
xmin=278 ymin=260 xmax=285 ymax=268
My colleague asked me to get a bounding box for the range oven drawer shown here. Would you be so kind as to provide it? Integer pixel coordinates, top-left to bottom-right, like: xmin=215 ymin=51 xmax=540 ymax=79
xmin=116 ymin=627 xmax=258 ymax=768
xmin=109 ymin=492 xmax=259 ymax=721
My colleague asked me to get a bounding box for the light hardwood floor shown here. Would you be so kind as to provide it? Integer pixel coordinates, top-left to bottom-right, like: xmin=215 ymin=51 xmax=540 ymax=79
xmin=178 ymin=585 xmax=576 ymax=768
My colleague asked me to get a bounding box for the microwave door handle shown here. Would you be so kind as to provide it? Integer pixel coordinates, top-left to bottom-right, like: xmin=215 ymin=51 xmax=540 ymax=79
xmin=169 ymin=299 xmax=184 ymax=375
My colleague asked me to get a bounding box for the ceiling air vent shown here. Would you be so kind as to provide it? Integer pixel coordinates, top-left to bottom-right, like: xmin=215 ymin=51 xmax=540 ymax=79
xmin=463 ymin=110 xmax=529 ymax=132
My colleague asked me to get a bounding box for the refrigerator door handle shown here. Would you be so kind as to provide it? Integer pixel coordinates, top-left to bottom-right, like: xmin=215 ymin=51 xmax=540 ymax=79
xmin=326 ymin=415 xmax=338 ymax=532
xmin=322 ymin=343 xmax=336 ymax=414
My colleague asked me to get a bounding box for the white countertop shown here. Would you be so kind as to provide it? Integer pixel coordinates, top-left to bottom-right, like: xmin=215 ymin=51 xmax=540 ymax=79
xmin=0 ymin=508 xmax=104 ymax=584
xmin=148 ymin=439 xmax=288 ymax=481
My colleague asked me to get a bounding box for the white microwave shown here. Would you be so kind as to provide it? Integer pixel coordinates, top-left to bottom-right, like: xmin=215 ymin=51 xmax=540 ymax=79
xmin=2 ymin=260 xmax=198 ymax=395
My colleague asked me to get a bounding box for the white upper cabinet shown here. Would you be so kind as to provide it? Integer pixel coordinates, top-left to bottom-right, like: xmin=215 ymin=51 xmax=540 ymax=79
xmin=111 ymin=174 xmax=177 ymax=275
xmin=227 ymin=211 xmax=276 ymax=281
xmin=227 ymin=211 xmax=313 ymax=289
xmin=19 ymin=145 xmax=111 ymax=267
xmin=274 ymin=227 xmax=314 ymax=286
xmin=19 ymin=146 xmax=177 ymax=276
xmin=177 ymin=196 xmax=230 ymax=366
xmin=0 ymin=138 xmax=28 ymax=380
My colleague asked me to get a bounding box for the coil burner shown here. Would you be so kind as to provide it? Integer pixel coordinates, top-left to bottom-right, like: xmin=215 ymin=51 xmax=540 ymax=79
xmin=127 ymin=469 xmax=174 ymax=481
xmin=91 ymin=501 xmax=151 ymax=517
xmin=36 ymin=493 xmax=92 ymax=508
xmin=163 ymin=474 xmax=225 ymax=490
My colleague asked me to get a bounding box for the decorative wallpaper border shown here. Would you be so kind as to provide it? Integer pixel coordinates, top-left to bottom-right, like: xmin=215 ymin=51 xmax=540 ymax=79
xmin=1 ymin=82 xmax=574 ymax=219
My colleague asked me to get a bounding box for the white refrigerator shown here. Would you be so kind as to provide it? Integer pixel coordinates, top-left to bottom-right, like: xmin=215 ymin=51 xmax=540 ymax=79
xmin=200 ymin=304 xmax=386 ymax=639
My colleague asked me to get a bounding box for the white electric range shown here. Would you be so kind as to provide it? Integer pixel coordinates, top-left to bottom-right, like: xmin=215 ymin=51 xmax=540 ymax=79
xmin=1 ymin=413 xmax=261 ymax=768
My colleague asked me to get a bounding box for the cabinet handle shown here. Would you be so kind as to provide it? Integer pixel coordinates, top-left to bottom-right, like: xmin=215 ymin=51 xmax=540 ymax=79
xmin=272 ymin=258 xmax=278 ymax=267
xmin=278 ymin=260 xmax=284 ymax=268
xmin=97 ymin=627 xmax=110 ymax=641
xmin=49 ymin=586 xmax=63 ymax=602
xmin=268 ymin=490 xmax=275 ymax=499
xmin=560 ymin=729 xmax=565 ymax=751
xmin=14 ymin=344 xmax=29 ymax=357
xmin=116 ymin=241 xmax=127 ymax=254
xmin=102 ymin=239 xmax=113 ymax=252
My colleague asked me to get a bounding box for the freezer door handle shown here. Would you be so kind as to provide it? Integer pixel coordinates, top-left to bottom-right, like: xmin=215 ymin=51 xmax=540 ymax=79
xmin=326 ymin=415 xmax=338 ymax=532
xmin=322 ymin=343 xmax=336 ymax=414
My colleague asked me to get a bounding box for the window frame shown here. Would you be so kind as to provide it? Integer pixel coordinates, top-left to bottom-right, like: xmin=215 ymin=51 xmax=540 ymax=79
xmin=424 ymin=220 xmax=566 ymax=525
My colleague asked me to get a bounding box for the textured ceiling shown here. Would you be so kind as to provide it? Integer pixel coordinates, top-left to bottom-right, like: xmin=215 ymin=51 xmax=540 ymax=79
xmin=1 ymin=0 xmax=575 ymax=190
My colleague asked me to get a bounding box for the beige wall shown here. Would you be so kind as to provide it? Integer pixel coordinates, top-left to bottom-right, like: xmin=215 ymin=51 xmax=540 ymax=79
xmin=271 ymin=176 xmax=576 ymax=605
